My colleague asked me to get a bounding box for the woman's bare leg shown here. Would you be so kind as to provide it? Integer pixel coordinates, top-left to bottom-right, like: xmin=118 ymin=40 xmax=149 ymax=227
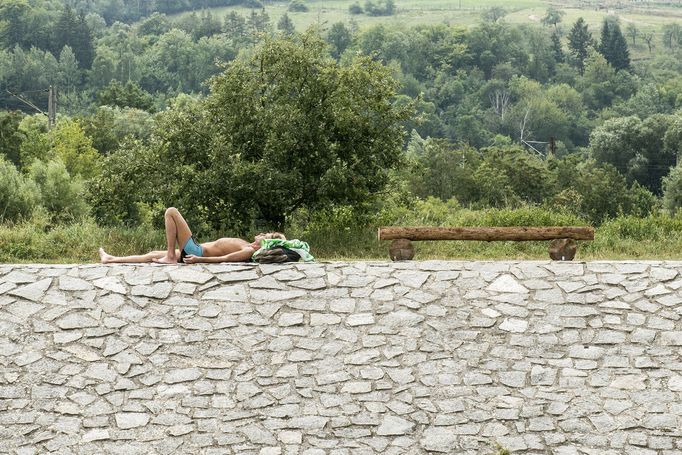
xmin=153 ymin=207 xmax=193 ymax=264
xmin=100 ymin=248 xmax=178 ymax=264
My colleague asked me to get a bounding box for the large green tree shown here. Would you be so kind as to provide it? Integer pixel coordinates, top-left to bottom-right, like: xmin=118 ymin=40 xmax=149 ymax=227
xmin=223 ymin=12 xmax=249 ymax=45
xmin=204 ymin=31 xmax=410 ymax=229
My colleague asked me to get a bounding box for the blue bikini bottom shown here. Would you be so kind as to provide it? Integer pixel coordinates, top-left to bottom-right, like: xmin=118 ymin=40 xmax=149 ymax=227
xmin=179 ymin=236 xmax=203 ymax=263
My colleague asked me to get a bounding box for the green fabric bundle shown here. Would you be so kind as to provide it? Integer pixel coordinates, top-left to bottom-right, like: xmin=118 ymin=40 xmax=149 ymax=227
xmin=252 ymin=239 xmax=315 ymax=262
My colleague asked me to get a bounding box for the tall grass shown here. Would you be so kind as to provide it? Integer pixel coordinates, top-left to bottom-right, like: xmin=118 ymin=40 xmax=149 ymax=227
xmin=0 ymin=216 xmax=165 ymax=263
xmin=3 ymin=205 xmax=682 ymax=263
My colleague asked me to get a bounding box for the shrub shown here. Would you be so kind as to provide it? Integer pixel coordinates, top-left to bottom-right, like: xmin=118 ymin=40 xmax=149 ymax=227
xmin=86 ymin=140 xmax=159 ymax=226
xmin=0 ymin=158 xmax=39 ymax=223
xmin=18 ymin=114 xmax=51 ymax=169
xmin=624 ymin=181 xmax=658 ymax=218
xmin=49 ymin=119 xmax=102 ymax=180
xmin=365 ymin=0 xmax=395 ymax=16
xmin=0 ymin=110 xmax=26 ymax=167
xmin=599 ymin=213 xmax=682 ymax=242
xmin=406 ymin=139 xmax=481 ymax=204
xmin=349 ymin=2 xmax=363 ymax=14
xmin=288 ymin=0 xmax=309 ymax=12
xmin=29 ymin=159 xmax=89 ymax=224
xmin=663 ymin=164 xmax=682 ymax=213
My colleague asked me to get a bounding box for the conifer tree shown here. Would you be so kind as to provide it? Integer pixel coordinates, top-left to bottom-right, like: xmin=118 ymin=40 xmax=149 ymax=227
xmin=277 ymin=13 xmax=295 ymax=36
xmin=598 ymin=19 xmax=630 ymax=71
xmin=248 ymin=9 xmax=270 ymax=34
xmin=53 ymin=5 xmax=77 ymax=56
xmin=551 ymin=30 xmax=564 ymax=63
xmin=598 ymin=19 xmax=611 ymax=59
xmin=224 ymin=12 xmax=248 ymax=43
xmin=54 ymin=7 xmax=94 ymax=69
xmin=568 ymin=17 xmax=591 ymax=74
xmin=609 ymin=22 xmax=630 ymax=71
xmin=58 ymin=45 xmax=80 ymax=93
xmin=198 ymin=10 xmax=221 ymax=38
xmin=0 ymin=0 xmax=31 ymax=49
xmin=73 ymin=12 xmax=94 ymax=69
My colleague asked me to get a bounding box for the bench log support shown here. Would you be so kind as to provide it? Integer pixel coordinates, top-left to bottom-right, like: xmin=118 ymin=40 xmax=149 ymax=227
xmin=389 ymin=239 xmax=415 ymax=261
xmin=378 ymin=227 xmax=594 ymax=261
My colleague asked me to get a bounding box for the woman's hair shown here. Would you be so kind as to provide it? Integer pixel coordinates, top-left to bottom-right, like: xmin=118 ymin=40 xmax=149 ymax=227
xmin=262 ymin=232 xmax=286 ymax=240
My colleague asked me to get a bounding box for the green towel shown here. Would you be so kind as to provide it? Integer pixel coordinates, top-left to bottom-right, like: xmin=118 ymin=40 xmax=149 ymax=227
xmin=252 ymin=239 xmax=315 ymax=262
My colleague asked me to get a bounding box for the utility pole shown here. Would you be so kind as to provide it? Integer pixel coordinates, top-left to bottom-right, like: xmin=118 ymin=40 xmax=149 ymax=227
xmin=48 ymin=86 xmax=57 ymax=130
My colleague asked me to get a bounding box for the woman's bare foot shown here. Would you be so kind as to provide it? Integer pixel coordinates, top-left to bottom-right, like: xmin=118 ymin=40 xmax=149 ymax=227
xmin=99 ymin=248 xmax=114 ymax=264
xmin=152 ymin=255 xmax=177 ymax=264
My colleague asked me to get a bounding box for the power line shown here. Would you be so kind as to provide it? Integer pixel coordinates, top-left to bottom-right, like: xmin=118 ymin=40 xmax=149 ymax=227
xmin=4 ymin=87 xmax=57 ymax=129
xmin=14 ymin=88 xmax=50 ymax=94
xmin=5 ymin=90 xmax=47 ymax=116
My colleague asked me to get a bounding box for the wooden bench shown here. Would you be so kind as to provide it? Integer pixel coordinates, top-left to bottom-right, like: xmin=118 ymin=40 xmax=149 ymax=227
xmin=378 ymin=227 xmax=595 ymax=261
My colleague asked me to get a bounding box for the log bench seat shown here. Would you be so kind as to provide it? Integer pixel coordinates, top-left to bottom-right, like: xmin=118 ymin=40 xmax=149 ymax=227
xmin=378 ymin=226 xmax=595 ymax=261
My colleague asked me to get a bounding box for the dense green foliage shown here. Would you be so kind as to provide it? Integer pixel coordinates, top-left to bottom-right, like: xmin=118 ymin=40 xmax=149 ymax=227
xmin=402 ymin=137 xmax=657 ymax=223
xmin=3 ymin=3 xmax=682 ymax=261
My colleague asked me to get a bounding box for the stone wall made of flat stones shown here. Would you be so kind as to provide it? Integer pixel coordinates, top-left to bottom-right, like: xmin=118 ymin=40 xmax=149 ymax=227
xmin=1 ymin=261 xmax=682 ymax=455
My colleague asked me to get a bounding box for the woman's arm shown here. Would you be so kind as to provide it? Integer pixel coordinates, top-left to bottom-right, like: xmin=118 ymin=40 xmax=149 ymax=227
xmin=184 ymin=247 xmax=255 ymax=264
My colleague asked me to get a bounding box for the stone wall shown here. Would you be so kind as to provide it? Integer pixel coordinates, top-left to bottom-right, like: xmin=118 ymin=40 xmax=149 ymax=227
xmin=1 ymin=261 xmax=681 ymax=455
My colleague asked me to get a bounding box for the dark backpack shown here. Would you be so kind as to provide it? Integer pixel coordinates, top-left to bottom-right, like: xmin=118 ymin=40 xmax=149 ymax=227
xmin=253 ymin=247 xmax=301 ymax=263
